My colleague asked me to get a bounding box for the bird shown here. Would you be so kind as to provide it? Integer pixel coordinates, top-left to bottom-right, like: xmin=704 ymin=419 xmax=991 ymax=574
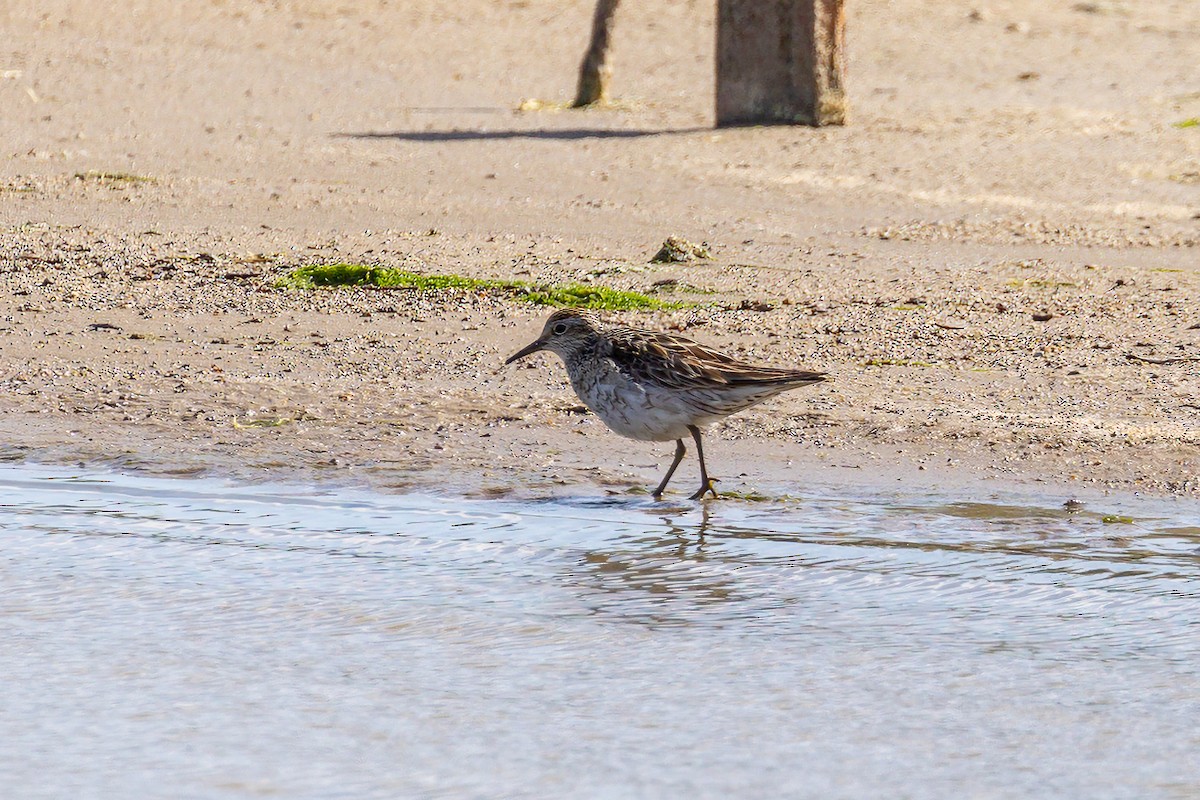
xmin=505 ymin=308 xmax=827 ymax=499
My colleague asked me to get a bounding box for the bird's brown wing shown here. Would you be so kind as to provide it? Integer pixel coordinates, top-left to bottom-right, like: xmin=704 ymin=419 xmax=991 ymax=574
xmin=606 ymin=327 xmax=826 ymax=391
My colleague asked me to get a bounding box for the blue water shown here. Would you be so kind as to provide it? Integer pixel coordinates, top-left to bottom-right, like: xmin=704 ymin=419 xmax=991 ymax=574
xmin=0 ymin=464 xmax=1197 ymax=799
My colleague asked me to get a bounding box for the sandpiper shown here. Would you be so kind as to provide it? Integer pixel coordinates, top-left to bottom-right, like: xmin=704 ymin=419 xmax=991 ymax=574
xmin=506 ymin=309 xmax=827 ymax=499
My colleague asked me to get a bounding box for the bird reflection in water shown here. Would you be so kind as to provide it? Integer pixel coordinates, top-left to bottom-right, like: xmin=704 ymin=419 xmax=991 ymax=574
xmin=570 ymin=504 xmax=753 ymax=625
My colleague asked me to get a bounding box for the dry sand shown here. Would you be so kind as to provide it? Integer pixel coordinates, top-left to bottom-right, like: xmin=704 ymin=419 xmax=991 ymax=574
xmin=1 ymin=0 xmax=1197 ymax=500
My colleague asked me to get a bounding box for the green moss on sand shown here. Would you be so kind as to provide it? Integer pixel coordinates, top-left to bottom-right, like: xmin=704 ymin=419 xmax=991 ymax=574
xmin=275 ymin=264 xmax=685 ymax=311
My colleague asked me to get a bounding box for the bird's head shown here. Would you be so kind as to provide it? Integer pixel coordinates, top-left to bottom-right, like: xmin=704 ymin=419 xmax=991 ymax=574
xmin=505 ymin=308 xmax=602 ymax=365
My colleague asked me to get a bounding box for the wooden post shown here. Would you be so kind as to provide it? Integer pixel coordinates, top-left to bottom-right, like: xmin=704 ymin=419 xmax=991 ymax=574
xmin=716 ymin=0 xmax=847 ymax=127
xmin=573 ymin=0 xmax=621 ymax=107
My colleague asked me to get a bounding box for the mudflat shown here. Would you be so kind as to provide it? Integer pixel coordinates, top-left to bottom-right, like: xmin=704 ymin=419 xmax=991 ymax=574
xmin=1 ymin=0 xmax=1197 ymax=498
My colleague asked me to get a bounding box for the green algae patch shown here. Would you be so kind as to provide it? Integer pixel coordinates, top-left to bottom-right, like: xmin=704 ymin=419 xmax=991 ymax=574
xmin=862 ymin=357 xmax=936 ymax=368
xmin=1172 ymin=118 xmax=1199 ymax=129
xmin=518 ymin=284 xmax=683 ymax=310
xmin=74 ymin=170 xmax=156 ymax=184
xmin=277 ymin=264 xmax=470 ymax=291
xmin=717 ymin=488 xmax=774 ymax=502
xmin=232 ymin=417 xmax=291 ymax=429
xmin=275 ymin=264 xmax=685 ymax=311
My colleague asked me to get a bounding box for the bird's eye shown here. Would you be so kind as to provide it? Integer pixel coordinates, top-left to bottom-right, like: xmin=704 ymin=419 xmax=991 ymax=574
xmin=552 ymin=323 xmax=568 ymax=335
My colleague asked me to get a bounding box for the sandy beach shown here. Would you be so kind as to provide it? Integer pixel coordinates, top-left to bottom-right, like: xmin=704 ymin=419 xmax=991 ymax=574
xmin=2 ymin=0 xmax=1197 ymax=499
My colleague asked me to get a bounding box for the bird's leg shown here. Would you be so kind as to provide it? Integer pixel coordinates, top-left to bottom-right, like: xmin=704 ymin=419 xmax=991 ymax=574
xmin=652 ymin=439 xmax=687 ymax=498
xmin=687 ymin=425 xmax=719 ymax=500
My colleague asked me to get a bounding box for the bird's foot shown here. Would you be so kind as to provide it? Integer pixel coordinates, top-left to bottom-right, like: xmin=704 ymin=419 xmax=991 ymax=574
xmin=689 ymin=478 xmax=720 ymax=501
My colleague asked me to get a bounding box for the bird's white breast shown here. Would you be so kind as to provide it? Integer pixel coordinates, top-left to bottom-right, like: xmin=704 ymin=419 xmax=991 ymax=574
xmin=567 ymin=357 xmax=700 ymax=442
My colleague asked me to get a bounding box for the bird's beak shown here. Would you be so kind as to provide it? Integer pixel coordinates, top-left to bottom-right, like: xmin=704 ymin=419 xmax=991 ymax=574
xmin=505 ymin=338 xmax=546 ymax=365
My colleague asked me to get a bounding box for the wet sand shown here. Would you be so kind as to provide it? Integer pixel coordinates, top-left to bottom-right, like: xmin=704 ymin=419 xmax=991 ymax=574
xmin=1 ymin=0 xmax=1197 ymax=498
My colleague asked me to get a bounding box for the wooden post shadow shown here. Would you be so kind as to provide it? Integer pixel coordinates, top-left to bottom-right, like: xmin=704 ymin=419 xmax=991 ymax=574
xmin=716 ymin=0 xmax=847 ymax=127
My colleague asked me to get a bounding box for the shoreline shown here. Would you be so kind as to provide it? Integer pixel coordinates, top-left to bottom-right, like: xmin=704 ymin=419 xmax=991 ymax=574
xmin=5 ymin=437 xmax=1199 ymax=530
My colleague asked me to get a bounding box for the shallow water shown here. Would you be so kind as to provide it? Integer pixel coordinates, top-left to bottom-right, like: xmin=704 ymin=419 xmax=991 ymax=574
xmin=1 ymin=465 xmax=1197 ymax=799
